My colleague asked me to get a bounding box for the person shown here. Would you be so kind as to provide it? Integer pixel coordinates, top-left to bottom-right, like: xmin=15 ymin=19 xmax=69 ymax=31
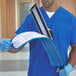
xmin=0 ymin=0 xmax=76 ymax=76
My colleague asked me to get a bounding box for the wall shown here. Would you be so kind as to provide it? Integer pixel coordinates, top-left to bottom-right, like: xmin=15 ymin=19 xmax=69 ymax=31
xmin=1 ymin=0 xmax=15 ymax=38
xmin=0 ymin=0 xmax=1 ymax=38
xmin=1 ymin=0 xmax=7 ymax=38
xmin=6 ymin=0 xmax=15 ymax=38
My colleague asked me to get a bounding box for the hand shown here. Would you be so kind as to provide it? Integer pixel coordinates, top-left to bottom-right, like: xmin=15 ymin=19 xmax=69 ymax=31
xmin=0 ymin=38 xmax=12 ymax=51
xmin=59 ymin=64 xmax=73 ymax=76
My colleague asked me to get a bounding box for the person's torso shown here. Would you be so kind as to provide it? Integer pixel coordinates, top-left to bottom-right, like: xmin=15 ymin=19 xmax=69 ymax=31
xmin=26 ymin=7 xmax=73 ymax=76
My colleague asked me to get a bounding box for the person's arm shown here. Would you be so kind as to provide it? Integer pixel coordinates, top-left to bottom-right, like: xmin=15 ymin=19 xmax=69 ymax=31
xmin=8 ymin=46 xmax=24 ymax=53
xmin=69 ymin=45 xmax=76 ymax=67
xmin=9 ymin=15 xmax=32 ymax=53
xmin=59 ymin=14 xmax=76 ymax=76
xmin=0 ymin=38 xmax=24 ymax=53
xmin=59 ymin=45 xmax=76 ymax=76
xmin=69 ymin=16 xmax=76 ymax=68
xmin=0 ymin=14 xmax=32 ymax=53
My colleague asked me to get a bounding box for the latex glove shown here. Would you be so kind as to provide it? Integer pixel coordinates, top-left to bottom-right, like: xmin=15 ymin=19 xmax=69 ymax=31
xmin=0 ymin=38 xmax=12 ymax=51
xmin=59 ymin=64 xmax=73 ymax=76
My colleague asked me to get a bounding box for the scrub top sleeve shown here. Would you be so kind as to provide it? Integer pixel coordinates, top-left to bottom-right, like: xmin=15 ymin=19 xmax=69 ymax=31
xmin=70 ymin=18 xmax=76 ymax=45
xmin=16 ymin=15 xmax=32 ymax=34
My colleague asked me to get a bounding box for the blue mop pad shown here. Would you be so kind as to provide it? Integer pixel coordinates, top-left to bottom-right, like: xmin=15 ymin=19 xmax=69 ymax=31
xmin=41 ymin=38 xmax=65 ymax=67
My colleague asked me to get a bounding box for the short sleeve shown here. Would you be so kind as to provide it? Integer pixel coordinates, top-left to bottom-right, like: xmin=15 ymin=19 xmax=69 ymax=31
xmin=70 ymin=17 xmax=76 ymax=45
xmin=16 ymin=14 xmax=32 ymax=34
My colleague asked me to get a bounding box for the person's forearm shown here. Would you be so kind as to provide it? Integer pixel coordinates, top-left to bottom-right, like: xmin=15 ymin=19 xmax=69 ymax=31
xmin=8 ymin=46 xmax=24 ymax=53
xmin=69 ymin=46 xmax=76 ymax=67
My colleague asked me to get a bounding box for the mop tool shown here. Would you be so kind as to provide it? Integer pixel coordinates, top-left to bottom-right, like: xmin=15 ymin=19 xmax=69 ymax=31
xmin=30 ymin=4 xmax=66 ymax=67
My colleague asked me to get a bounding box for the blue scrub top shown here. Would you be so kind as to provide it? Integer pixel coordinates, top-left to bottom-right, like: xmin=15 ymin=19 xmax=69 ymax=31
xmin=16 ymin=6 xmax=76 ymax=76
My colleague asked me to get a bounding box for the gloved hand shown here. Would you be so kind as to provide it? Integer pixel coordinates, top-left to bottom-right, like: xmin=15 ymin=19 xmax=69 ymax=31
xmin=0 ymin=38 xmax=12 ymax=51
xmin=59 ymin=64 xmax=73 ymax=76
